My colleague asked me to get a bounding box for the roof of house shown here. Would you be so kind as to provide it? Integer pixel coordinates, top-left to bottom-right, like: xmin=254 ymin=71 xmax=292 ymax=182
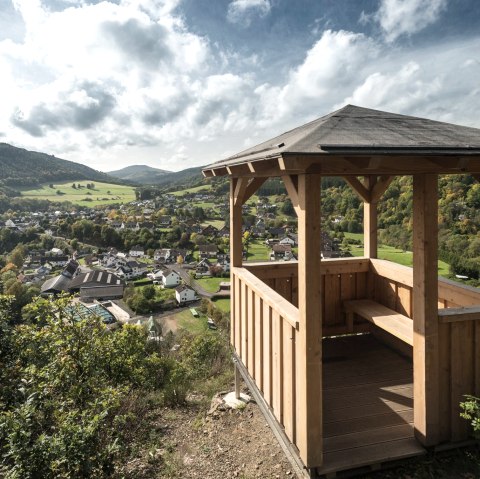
xmin=69 ymin=270 xmax=122 ymax=289
xmin=175 ymin=284 xmax=194 ymax=293
xmin=41 ymin=274 xmax=71 ymax=293
xmin=198 ymin=244 xmax=218 ymax=253
xmin=273 ymin=244 xmax=292 ymax=253
xmin=203 ymin=104 xmax=480 ymax=175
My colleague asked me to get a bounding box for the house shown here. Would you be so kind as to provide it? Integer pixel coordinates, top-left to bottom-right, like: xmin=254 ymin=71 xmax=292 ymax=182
xmin=160 ymin=268 xmax=181 ymax=288
xmin=279 ymin=235 xmax=296 ymax=246
xmin=175 ymin=285 xmax=197 ymax=305
xmin=268 ymin=227 xmax=286 ymax=238
xmin=201 ymin=225 xmax=219 ymax=237
xmin=154 ymin=248 xmax=171 ymax=263
xmin=270 ymin=244 xmax=293 ymax=261
xmin=217 ymin=225 xmax=229 ymax=238
xmin=158 ymin=216 xmax=171 ymax=227
xmin=41 ymin=255 xmax=69 ymax=267
xmin=129 ymin=245 xmax=145 ymax=257
xmin=198 ymin=244 xmax=218 ymax=260
xmin=195 ymin=258 xmax=212 ymax=275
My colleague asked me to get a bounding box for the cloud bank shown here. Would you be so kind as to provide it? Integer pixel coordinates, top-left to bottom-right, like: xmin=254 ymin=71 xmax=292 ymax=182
xmin=0 ymin=0 xmax=479 ymax=170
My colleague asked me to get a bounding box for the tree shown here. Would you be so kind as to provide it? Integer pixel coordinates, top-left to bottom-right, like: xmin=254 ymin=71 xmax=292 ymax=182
xmin=72 ymin=183 xmax=76 ymax=189
xmin=0 ymin=296 xmax=176 ymax=478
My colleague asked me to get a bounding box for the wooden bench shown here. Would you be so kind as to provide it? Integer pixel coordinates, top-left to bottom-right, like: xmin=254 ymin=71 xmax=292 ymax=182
xmin=343 ymin=299 xmax=413 ymax=346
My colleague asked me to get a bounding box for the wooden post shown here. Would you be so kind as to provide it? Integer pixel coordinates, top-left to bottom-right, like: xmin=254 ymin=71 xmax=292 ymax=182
xmin=364 ymin=176 xmax=377 ymax=258
xmin=413 ymin=174 xmax=440 ymax=446
xmin=230 ymin=178 xmax=243 ymax=349
xmin=296 ymin=173 xmax=323 ymax=467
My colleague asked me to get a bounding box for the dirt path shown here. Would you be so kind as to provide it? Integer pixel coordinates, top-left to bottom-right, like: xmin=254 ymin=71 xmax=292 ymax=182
xmin=161 ymin=396 xmax=294 ymax=478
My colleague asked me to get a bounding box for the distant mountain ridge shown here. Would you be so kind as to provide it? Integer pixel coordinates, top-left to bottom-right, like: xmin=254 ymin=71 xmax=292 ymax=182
xmin=0 ymin=143 xmax=127 ymax=188
xmin=109 ymin=164 xmax=206 ymax=189
xmin=108 ymin=164 xmax=171 ymax=184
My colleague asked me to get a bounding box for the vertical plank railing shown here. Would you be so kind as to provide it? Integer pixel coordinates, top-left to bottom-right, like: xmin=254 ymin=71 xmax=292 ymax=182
xmin=232 ymin=266 xmax=299 ymax=449
xmin=245 ymin=258 xmax=370 ymax=336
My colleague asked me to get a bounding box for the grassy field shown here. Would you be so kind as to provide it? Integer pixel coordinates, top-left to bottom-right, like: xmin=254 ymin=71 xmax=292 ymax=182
xmin=175 ymin=309 xmax=209 ymax=334
xmin=246 ymin=239 xmax=270 ymax=261
xmin=170 ymin=184 xmax=211 ymax=196
xmin=212 ymin=298 xmax=231 ymax=313
xmin=19 ymin=180 xmax=136 ymax=206
xmin=344 ymin=232 xmax=451 ymax=276
xmin=195 ymin=276 xmax=225 ymax=293
xmin=202 ymin=219 xmax=225 ymax=229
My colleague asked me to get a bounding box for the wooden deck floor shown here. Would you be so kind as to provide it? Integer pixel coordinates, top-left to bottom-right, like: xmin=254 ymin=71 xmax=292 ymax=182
xmin=318 ymin=334 xmax=425 ymax=476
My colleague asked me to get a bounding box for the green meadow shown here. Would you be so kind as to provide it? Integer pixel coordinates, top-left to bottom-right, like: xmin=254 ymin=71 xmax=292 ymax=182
xmin=19 ymin=181 xmax=136 ymax=206
xmin=344 ymin=232 xmax=450 ymax=277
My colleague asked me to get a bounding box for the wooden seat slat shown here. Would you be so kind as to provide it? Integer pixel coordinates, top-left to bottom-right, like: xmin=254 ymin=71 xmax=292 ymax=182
xmin=343 ymin=299 xmax=413 ymax=346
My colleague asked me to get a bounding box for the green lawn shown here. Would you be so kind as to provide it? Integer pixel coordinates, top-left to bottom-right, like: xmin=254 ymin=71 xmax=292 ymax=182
xmin=343 ymin=233 xmax=450 ymax=277
xmin=212 ymin=298 xmax=231 ymax=313
xmin=246 ymin=239 xmax=270 ymax=261
xmin=195 ymin=276 xmax=225 ymax=293
xmin=170 ymin=184 xmax=212 ymax=196
xmin=19 ymin=181 xmax=136 ymax=206
xmin=176 ymin=309 xmax=209 ymax=334
xmin=202 ymin=219 xmax=226 ymax=229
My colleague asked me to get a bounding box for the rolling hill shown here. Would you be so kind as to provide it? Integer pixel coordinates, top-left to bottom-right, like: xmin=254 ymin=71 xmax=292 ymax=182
xmin=108 ymin=164 xmax=171 ymax=184
xmin=0 ymin=143 xmax=127 ymax=188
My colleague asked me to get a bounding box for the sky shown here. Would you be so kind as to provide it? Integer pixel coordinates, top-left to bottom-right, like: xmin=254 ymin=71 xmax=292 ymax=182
xmin=1 ymin=0 xmax=480 ymax=172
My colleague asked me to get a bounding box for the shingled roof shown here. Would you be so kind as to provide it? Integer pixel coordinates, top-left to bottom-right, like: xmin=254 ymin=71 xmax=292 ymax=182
xmin=203 ymin=105 xmax=480 ymax=176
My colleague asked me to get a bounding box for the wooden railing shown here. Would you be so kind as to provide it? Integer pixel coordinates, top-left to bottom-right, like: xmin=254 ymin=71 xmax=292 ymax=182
xmin=245 ymin=258 xmax=370 ymax=336
xmin=369 ymin=258 xmax=480 ymax=443
xmin=235 ymin=258 xmax=480 ymax=446
xmin=231 ymin=266 xmax=299 ymax=445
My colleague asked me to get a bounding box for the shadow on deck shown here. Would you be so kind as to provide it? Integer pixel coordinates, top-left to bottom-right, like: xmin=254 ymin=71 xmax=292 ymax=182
xmin=319 ymin=334 xmax=425 ymax=476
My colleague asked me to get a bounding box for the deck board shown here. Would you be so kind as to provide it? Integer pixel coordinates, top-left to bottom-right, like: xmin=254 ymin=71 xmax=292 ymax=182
xmin=318 ymin=334 xmax=425 ymax=475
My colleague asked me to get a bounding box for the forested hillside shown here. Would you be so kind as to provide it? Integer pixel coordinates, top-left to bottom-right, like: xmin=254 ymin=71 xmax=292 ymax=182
xmin=0 ymin=143 xmax=125 ymax=188
xmin=108 ymin=165 xmax=171 ymax=184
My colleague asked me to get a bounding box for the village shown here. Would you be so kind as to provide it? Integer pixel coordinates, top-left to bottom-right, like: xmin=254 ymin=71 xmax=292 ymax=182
xmin=0 ymin=186 xmax=343 ymax=331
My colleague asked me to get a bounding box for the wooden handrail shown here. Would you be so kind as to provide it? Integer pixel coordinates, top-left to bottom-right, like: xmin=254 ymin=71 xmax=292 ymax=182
xmin=370 ymin=258 xmax=480 ymax=307
xmin=233 ymin=266 xmax=299 ymax=329
xmin=438 ymin=306 xmax=480 ymax=323
xmin=245 ymin=257 xmax=369 ymax=278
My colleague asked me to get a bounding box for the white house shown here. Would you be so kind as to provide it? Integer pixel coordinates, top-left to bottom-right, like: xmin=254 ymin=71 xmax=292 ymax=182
xmin=160 ymin=268 xmax=181 ymax=288
xmin=175 ymin=285 xmax=197 ymax=305
xmin=148 ymin=268 xmax=181 ymax=288
xmin=129 ymin=245 xmax=145 ymax=257
xmin=279 ymin=236 xmax=296 ymax=246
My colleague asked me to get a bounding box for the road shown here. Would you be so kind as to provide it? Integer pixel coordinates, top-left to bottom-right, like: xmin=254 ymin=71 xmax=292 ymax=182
xmin=170 ymin=264 xmax=230 ymax=298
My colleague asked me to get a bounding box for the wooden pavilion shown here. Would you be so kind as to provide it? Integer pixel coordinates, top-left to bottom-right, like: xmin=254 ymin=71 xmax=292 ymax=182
xmin=202 ymin=105 xmax=480 ymax=477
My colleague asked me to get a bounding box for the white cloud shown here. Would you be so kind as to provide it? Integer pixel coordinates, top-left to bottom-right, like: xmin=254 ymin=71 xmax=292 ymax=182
xmin=1 ymin=0 xmax=480 ymax=172
xmin=373 ymin=0 xmax=447 ymax=42
xmin=227 ymin=0 xmax=271 ymax=26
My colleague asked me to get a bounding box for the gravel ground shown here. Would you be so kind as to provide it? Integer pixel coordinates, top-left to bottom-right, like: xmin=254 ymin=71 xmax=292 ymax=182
xmin=162 ymin=394 xmax=294 ymax=479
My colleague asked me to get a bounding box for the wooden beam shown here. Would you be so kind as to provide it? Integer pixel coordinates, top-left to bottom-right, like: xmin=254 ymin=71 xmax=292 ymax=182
xmin=413 ymin=173 xmax=440 ymax=447
xmin=226 ymin=163 xmax=251 ymax=176
xmin=371 ymin=175 xmax=394 ymax=203
xmin=343 ymin=176 xmax=371 ymax=203
xmin=296 ymin=173 xmax=323 ymax=467
xmin=203 ymin=169 xmax=214 ymax=178
xmin=234 ymin=177 xmax=249 ymax=207
xmin=243 ymin=177 xmax=268 ymax=204
xmin=438 ymin=306 xmax=480 ymax=323
xmin=248 ymin=158 xmax=278 ymax=173
xmin=230 ymin=178 xmax=243 ymax=268
xmin=282 ymin=175 xmax=300 ymax=215
xmin=364 ymin=176 xmax=378 ymax=259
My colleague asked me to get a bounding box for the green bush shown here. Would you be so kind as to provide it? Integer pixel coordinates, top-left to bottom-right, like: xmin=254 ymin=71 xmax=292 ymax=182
xmin=0 ymin=296 xmax=173 ymax=478
xmin=460 ymin=395 xmax=480 ymax=436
